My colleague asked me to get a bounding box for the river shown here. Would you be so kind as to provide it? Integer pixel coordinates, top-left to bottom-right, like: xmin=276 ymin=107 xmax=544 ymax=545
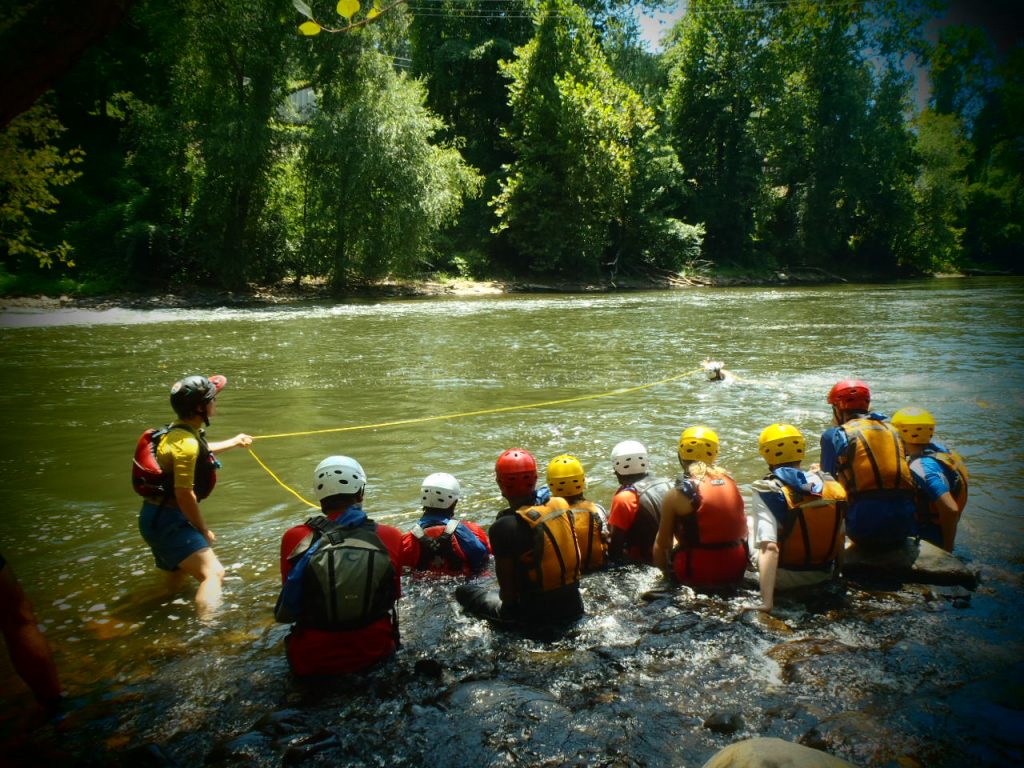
xmin=0 ymin=278 xmax=1022 ymax=767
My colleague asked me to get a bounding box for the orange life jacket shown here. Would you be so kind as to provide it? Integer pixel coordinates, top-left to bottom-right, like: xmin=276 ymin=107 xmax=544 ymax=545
xmin=514 ymin=498 xmax=581 ymax=593
xmin=567 ymin=500 xmax=608 ymax=572
xmin=910 ymin=448 xmax=969 ymax=523
xmin=777 ymin=477 xmax=847 ymax=569
xmin=673 ymin=473 xmax=748 ymax=550
xmin=837 ymin=417 xmax=915 ymax=498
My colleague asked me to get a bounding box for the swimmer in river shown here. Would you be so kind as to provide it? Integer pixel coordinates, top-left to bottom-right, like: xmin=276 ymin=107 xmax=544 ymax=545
xmin=702 ymin=360 xmax=734 ymax=383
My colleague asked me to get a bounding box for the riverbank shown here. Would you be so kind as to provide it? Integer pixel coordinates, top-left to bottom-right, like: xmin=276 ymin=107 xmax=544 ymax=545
xmin=0 ymin=266 xmax=874 ymax=311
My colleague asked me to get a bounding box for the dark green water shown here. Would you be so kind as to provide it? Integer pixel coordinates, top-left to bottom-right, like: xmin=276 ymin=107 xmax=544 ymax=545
xmin=1 ymin=279 xmax=1022 ymax=766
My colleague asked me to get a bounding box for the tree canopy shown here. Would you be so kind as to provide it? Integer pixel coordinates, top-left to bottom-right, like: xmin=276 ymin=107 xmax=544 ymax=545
xmin=1 ymin=0 xmax=1020 ymax=294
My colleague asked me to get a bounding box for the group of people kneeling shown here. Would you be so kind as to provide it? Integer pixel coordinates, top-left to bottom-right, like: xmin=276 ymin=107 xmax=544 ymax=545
xmin=136 ymin=375 xmax=968 ymax=678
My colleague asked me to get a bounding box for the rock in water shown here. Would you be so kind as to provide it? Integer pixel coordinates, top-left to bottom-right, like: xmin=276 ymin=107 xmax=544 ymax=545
xmin=842 ymin=538 xmax=977 ymax=589
xmin=702 ymin=737 xmax=857 ymax=767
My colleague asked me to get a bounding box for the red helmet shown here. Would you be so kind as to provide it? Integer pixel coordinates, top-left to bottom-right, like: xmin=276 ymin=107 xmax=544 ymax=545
xmin=828 ymin=379 xmax=871 ymax=411
xmin=495 ymin=448 xmax=537 ymax=498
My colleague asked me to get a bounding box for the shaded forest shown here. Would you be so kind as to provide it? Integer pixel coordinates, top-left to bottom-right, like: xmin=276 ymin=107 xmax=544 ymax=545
xmin=1 ymin=0 xmax=1021 ymax=294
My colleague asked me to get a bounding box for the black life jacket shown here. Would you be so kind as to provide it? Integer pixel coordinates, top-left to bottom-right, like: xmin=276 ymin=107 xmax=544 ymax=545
xmin=411 ymin=519 xmax=466 ymax=572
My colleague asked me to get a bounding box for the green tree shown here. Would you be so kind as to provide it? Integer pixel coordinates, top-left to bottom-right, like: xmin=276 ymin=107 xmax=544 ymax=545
xmin=493 ymin=0 xmax=665 ymax=277
xmin=964 ymin=47 xmax=1024 ymax=271
xmin=0 ymin=100 xmax=83 ymax=268
xmin=303 ymin=36 xmax=481 ymax=289
xmin=408 ymin=0 xmax=535 ymax=271
xmin=662 ymin=0 xmax=778 ymax=266
xmin=910 ymin=109 xmax=970 ymax=270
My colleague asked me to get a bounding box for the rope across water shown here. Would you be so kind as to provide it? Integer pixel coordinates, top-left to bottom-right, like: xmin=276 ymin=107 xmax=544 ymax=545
xmin=246 ymin=366 xmax=706 ymax=509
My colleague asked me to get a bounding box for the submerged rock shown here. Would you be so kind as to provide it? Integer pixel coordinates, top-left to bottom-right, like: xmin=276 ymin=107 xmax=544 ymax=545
xmin=842 ymin=539 xmax=978 ymax=589
xmin=702 ymin=737 xmax=857 ymax=767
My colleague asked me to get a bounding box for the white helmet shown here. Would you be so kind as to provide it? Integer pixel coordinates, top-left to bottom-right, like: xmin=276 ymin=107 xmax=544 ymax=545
xmin=611 ymin=440 xmax=649 ymax=476
xmin=313 ymin=455 xmax=366 ymax=500
xmin=420 ymin=472 xmax=461 ymax=509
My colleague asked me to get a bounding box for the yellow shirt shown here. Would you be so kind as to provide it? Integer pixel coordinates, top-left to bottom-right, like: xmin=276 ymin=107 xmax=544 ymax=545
xmin=156 ymin=424 xmax=201 ymax=492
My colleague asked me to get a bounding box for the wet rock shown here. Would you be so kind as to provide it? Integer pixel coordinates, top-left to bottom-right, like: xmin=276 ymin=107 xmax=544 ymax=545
xmin=281 ymin=731 xmax=343 ymax=765
xmin=843 ymin=539 xmax=978 ymax=588
xmin=253 ymin=708 xmax=309 ymax=736
xmin=414 ymin=658 xmax=444 ymax=678
xmin=701 ymin=737 xmax=857 ymax=767
xmin=801 ymin=710 xmax=901 ymax=766
xmin=767 ymin=638 xmax=858 ymax=685
xmin=205 ymin=732 xmax=273 ymax=765
xmin=703 ymin=710 xmax=745 ymax=735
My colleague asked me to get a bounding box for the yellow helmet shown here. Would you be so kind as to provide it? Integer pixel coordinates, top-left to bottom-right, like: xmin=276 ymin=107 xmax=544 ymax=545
xmin=546 ymin=454 xmax=586 ymax=498
xmin=678 ymin=426 xmax=719 ymax=464
xmin=758 ymin=424 xmax=806 ymax=466
xmin=891 ymin=407 xmax=935 ymax=444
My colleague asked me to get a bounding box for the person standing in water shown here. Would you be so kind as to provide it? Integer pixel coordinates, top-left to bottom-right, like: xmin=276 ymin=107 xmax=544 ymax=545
xmin=0 ymin=551 xmax=62 ymax=717
xmin=137 ymin=374 xmax=251 ymax=617
xmin=401 ymin=472 xmax=492 ymax=577
xmin=455 ymin=448 xmax=583 ymax=627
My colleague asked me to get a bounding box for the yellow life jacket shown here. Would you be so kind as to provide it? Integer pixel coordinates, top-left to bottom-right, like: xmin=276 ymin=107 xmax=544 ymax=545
xmin=837 ymin=417 xmax=915 ymax=497
xmin=778 ymin=478 xmax=848 ymax=569
xmin=567 ymin=499 xmax=608 ymax=572
xmin=514 ymin=498 xmax=581 ymax=593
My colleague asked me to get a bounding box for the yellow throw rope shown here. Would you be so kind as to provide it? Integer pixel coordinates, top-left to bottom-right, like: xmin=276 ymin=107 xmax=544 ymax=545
xmin=246 ymin=366 xmax=704 ymax=506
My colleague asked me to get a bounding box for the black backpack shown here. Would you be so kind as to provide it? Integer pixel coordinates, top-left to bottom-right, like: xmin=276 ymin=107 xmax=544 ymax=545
xmin=275 ymin=516 xmax=397 ymax=631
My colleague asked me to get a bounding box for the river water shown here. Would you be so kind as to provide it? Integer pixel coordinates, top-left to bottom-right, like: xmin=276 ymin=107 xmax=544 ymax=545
xmin=0 ymin=278 xmax=1022 ymax=766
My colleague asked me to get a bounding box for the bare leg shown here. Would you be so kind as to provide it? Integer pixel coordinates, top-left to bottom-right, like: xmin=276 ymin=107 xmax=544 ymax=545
xmin=175 ymin=548 xmax=225 ymax=618
xmin=0 ymin=564 xmax=62 ymax=709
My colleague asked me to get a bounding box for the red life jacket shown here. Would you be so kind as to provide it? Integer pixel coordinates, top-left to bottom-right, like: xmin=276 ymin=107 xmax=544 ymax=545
xmin=673 ymin=473 xmax=748 ymax=550
xmin=672 ymin=472 xmax=748 ymax=587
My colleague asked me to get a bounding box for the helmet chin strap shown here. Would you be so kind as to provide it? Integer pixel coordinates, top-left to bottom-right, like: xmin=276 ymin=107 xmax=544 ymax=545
xmin=201 ymin=403 xmax=211 ymax=428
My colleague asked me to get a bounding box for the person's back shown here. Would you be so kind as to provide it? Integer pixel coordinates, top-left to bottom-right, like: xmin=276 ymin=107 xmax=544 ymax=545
xmin=494 ymin=496 xmax=583 ymax=620
xmin=607 ymin=440 xmax=670 ymax=563
xmin=277 ymin=456 xmax=402 ymax=677
xmin=892 ymin=407 xmax=968 ymax=552
xmin=401 ymin=473 xmax=491 ymax=577
xmin=456 ymin=448 xmax=583 ymax=626
xmin=546 ymin=455 xmax=608 ymax=572
xmin=655 ymin=427 xmax=748 ymax=588
xmin=748 ymin=424 xmax=847 ymax=613
xmin=821 ymin=380 xmax=915 ymax=550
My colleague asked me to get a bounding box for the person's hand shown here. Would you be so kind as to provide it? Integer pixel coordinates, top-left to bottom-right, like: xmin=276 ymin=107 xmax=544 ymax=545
xmin=204 ymin=528 xmax=217 ymax=544
xmin=234 ymin=433 xmax=253 ymax=448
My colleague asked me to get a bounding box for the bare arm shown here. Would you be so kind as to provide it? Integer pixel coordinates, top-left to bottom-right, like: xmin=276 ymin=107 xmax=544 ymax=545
xmin=755 ymin=542 xmax=780 ymax=613
xmin=935 ymin=491 xmax=962 ymax=552
xmin=653 ymin=489 xmax=689 ymax=578
xmin=207 ymin=433 xmax=252 ymax=453
xmin=175 ymin=487 xmax=214 ymax=544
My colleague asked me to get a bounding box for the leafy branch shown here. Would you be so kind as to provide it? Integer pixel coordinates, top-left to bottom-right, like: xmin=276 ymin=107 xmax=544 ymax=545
xmin=292 ymin=0 xmax=407 ymax=35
